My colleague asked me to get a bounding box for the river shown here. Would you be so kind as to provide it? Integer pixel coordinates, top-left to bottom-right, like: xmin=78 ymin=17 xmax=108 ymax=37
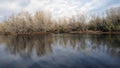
xmin=0 ymin=34 xmax=120 ymax=68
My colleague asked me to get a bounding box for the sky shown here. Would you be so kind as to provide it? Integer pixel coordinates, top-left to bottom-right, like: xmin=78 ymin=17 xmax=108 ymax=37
xmin=0 ymin=0 xmax=120 ymax=21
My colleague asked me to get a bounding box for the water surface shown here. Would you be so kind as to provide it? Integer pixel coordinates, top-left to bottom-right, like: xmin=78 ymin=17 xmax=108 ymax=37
xmin=0 ymin=34 xmax=120 ymax=68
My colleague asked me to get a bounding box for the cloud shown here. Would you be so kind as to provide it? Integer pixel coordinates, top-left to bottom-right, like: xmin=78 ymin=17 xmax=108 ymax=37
xmin=0 ymin=0 xmax=119 ymax=20
xmin=0 ymin=16 xmax=3 ymax=19
xmin=24 ymin=0 xmax=108 ymax=18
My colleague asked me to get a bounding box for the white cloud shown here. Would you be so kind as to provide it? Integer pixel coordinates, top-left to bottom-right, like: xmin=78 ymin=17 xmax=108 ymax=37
xmin=0 ymin=0 xmax=119 ymax=20
xmin=24 ymin=0 xmax=106 ymax=18
xmin=0 ymin=16 xmax=3 ymax=19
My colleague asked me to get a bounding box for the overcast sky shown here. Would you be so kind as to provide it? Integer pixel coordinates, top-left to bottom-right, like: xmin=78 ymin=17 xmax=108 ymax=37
xmin=0 ymin=0 xmax=120 ymax=21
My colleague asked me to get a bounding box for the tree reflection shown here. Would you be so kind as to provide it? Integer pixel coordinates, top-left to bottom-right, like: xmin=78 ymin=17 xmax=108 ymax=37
xmin=0 ymin=35 xmax=53 ymax=57
xmin=52 ymin=34 xmax=120 ymax=56
xmin=0 ymin=34 xmax=119 ymax=57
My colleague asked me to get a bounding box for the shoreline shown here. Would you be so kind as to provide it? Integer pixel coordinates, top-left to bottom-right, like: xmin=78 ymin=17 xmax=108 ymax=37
xmin=0 ymin=31 xmax=120 ymax=36
xmin=69 ymin=31 xmax=120 ymax=34
xmin=0 ymin=32 xmax=51 ymax=36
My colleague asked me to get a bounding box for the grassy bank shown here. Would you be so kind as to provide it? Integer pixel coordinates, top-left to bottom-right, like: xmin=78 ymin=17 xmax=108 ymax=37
xmin=69 ymin=30 xmax=120 ymax=34
xmin=1 ymin=31 xmax=120 ymax=36
xmin=0 ymin=7 xmax=120 ymax=35
xmin=0 ymin=32 xmax=51 ymax=36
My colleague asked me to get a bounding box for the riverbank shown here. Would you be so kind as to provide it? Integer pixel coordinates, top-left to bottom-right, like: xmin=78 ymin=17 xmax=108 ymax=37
xmin=69 ymin=30 xmax=120 ymax=34
xmin=0 ymin=31 xmax=120 ymax=36
xmin=0 ymin=32 xmax=51 ymax=36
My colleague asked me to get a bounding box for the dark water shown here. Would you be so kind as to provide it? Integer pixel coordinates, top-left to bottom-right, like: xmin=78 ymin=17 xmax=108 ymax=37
xmin=0 ymin=34 xmax=120 ymax=68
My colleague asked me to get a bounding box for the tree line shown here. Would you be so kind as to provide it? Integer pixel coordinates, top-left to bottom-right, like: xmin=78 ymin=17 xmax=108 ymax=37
xmin=0 ymin=7 xmax=120 ymax=34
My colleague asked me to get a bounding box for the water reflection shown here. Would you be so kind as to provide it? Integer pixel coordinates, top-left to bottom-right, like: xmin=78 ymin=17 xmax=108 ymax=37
xmin=52 ymin=34 xmax=120 ymax=57
xmin=0 ymin=34 xmax=120 ymax=68
xmin=0 ymin=35 xmax=53 ymax=57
